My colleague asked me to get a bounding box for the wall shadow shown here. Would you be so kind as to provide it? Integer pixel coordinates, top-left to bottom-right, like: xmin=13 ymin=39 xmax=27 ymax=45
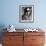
xmin=0 ymin=24 xmax=7 ymax=43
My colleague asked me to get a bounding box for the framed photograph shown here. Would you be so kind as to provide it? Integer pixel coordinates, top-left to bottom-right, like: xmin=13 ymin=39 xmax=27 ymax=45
xmin=19 ymin=5 xmax=34 ymax=23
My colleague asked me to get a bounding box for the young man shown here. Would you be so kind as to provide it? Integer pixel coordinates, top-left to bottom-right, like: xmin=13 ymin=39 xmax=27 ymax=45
xmin=22 ymin=7 xmax=32 ymax=20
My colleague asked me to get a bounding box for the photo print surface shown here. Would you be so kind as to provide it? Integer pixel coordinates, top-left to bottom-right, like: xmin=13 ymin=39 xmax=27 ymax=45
xmin=19 ymin=5 xmax=34 ymax=23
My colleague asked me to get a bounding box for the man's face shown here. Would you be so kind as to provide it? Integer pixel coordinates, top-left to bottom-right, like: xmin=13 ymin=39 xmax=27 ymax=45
xmin=26 ymin=8 xmax=31 ymax=15
xmin=26 ymin=11 xmax=31 ymax=16
xmin=27 ymin=11 xmax=31 ymax=15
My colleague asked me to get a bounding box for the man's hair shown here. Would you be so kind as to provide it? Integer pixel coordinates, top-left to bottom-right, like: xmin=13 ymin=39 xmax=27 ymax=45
xmin=24 ymin=7 xmax=32 ymax=13
xmin=24 ymin=8 xmax=27 ymax=13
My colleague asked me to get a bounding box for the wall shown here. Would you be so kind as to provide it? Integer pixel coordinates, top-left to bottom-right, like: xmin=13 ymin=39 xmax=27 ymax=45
xmin=0 ymin=0 xmax=46 ymax=29
xmin=0 ymin=0 xmax=46 ymax=44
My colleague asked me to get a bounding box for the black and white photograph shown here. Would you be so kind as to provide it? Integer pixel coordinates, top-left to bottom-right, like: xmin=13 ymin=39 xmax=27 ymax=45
xmin=19 ymin=5 xmax=34 ymax=23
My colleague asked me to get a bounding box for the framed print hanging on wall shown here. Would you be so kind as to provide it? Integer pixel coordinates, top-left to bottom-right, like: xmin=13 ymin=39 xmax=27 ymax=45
xmin=19 ymin=5 xmax=34 ymax=23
